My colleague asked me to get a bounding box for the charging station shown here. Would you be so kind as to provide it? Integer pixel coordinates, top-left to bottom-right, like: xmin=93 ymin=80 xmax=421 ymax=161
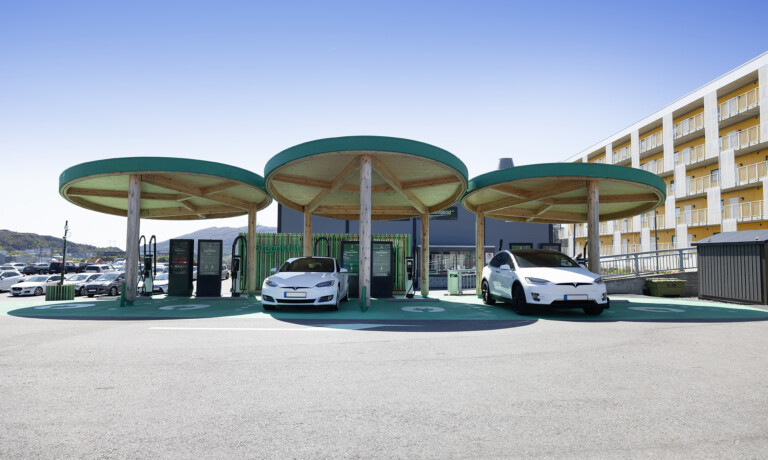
xmin=231 ymin=235 xmax=246 ymax=297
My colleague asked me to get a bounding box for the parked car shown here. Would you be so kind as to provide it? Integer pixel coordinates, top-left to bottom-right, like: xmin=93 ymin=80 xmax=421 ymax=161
xmin=84 ymin=272 xmax=125 ymax=297
xmin=261 ymin=256 xmax=349 ymax=311
xmin=221 ymin=264 xmax=230 ymax=280
xmin=10 ymin=274 xmax=62 ymax=296
xmin=76 ymin=263 xmax=92 ymax=273
xmin=139 ymin=272 xmax=169 ymax=295
xmin=481 ymin=249 xmax=609 ymax=316
xmin=0 ymin=271 xmax=25 ymax=292
xmin=64 ymin=273 xmax=102 ymax=296
xmin=35 ymin=263 xmax=50 ymax=274
xmin=84 ymin=264 xmax=116 ymax=274
xmin=10 ymin=263 xmax=26 ymax=271
xmin=22 ymin=264 xmax=42 ymax=275
xmin=49 ymin=261 xmax=78 ymax=275
xmin=0 ymin=266 xmax=22 ymax=276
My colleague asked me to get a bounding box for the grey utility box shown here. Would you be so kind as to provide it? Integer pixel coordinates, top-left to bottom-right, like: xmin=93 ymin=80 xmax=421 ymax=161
xmin=693 ymin=230 xmax=768 ymax=304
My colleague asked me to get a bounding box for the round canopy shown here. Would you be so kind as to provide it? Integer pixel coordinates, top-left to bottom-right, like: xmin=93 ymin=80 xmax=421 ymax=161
xmin=60 ymin=157 xmax=271 ymax=220
xmin=264 ymin=136 xmax=468 ymax=220
xmin=462 ymin=163 xmax=666 ymax=223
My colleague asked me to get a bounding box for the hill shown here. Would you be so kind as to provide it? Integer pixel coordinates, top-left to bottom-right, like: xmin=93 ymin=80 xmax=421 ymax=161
xmin=0 ymin=229 xmax=122 ymax=256
xmin=155 ymin=225 xmax=277 ymax=258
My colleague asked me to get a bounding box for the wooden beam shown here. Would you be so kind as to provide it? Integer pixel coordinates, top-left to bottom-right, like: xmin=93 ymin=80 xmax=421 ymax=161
xmin=69 ymin=196 xmax=127 ymax=217
xmin=402 ymin=175 xmax=458 ymax=190
xmin=475 ymin=212 xmax=485 ymax=297
xmin=140 ymin=204 xmax=240 ymax=218
xmin=548 ymin=193 xmax=658 ymax=205
xmin=125 ymin=175 xmax=141 ymax=303
xmin=201 ymin=181 xmax=238 ymax=195
xmin=271 ymin=174 xmax=330 ymax=189
xmin=587 ymin=180 xmax=600 ymax=274
xmin=490 ymin=207 xmax=588 ymax=222
xmin=359 ymin=155 xmax=372 ymax=309
xmin=490 ymin=184 xmax=530 ymax=198
xmin=371 ymin=157 xmax=427 ymax=214
xmin=247 ymin=206 xmax=257 ymax=297
xmin=68 ymin=187 xmax=180 ymax=201
xmin=338 ymin=183 xmax=393 ymax=193
xmin=178 ymin=200 xmax=205 ymax=218
xmin=306 ymin=159 xmax=359 ymax=213
xmin=420 ymin=213 xmax=429 ymax=298
xmin=479 ymin=180 xmax=586 ymax=213
xmin=140 ymin=174 xmax=251 ymax=210
xmin=303 ymin=208 xmax=312 ymax=256
xmin=313 ymin=205 xmax=415 ymax=216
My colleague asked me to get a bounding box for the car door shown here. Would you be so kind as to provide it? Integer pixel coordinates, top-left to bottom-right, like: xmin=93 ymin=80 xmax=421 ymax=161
xmin=496 ymin=252 xmax=517 ymax=300
xmin=488 ymin=253 xmax=508 ymax=298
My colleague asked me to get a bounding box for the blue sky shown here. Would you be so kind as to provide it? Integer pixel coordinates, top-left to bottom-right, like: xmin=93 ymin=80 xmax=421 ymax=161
xmin=2 ymin=0 xmax=767 ymax=248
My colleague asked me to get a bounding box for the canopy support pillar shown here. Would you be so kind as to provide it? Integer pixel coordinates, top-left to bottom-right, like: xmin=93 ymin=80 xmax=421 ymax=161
xmin=247 ymin=206 xmax=257 ymax=297
xmin=303 ymin=208 xmax=312 ymax=257
xmin=359 ymin=155 xmax=372 ymax=309
xmin=587 ymin=180 xmax=600 ymax=274
xmin=124 ymin=174 xmax=141 ymax=304
xmin=421 ymin=213 xmax=429 ymax=298
xmin=475 ymin=211 xmax=485 ymax=297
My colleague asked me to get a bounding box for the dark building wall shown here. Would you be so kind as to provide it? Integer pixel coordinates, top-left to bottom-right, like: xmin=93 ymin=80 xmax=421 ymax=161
xmin=278 ymin=204 xmax=552 ymax=250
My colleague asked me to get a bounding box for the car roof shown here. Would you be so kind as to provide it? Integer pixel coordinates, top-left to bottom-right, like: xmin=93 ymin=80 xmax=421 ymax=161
xmin=285 ymin=256 xmax=335 ymax=263
xmin=507 ymin=249 xmax=564 ymax=255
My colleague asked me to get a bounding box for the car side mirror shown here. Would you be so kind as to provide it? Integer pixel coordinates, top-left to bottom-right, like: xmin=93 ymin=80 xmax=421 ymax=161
xmin=340 ymin=268 xmax=348 ymax=273
xmin=578 ymin=263 xmax=587 ymax=269
xmin=270 ymin=268 xmax=277 ymax=273
xmin=500 ymin=264 xmax=511 ymax=271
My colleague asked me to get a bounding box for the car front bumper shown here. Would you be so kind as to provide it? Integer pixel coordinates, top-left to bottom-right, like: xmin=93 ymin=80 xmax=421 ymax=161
xmin=10 ymin=286 xmax=41 ymax=296
xmin=523 ymin=283 xmax=609 ymax=307
xmin=85 ymin=285 xmax=114 ymax=296
xmin=261 ymin=286 xmax=338 ymax=306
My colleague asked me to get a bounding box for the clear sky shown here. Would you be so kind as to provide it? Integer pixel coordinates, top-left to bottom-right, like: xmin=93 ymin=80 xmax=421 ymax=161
xmin=2 ymin=0 xmax=767 ymax=249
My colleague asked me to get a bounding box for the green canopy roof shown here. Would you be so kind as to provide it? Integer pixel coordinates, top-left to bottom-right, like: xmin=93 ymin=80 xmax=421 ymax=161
xmin=60 ymin=157 xmax=271 ymax=220
xmin=462 ymin=163 xmax=666 ymax=223
xmin=265 ymin=136 xmax=468 ymax=220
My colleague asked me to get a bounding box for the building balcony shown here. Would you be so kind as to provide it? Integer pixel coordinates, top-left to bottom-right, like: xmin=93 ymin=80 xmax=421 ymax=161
xmin=574 ymin=224 xmax=588 ymax=239
xmin=657 ymin=242 xmax=675 ymax=250
xmin=676 ymin=144 xmax=707 ymax=167
xmin=673 ymin=113 xmax=705 ymax=143
xmin=720 ymin=124 xmax=761 ymax=152
xmin=642 ymin=213 xmax=667 ymax=229
xmin=667 ymin=184 xmax=675 ymax=197
xmin=599 ymin=222 xmax=611 ymax=235
xmin=618 ymin=219 xmax=635 ymax=233
xmin=735 ymin=161 xmax=768 ymax=186
xmin=686 ymin=173 xmax=719 ymax=196
xmin=677 ymin=208 xmax=709 ymax=227
xmin=718 ymin=87 xmax=760 ymax=126
xmin=612 ymin=146 xmax=632 ymax=165
xmin=627 ymin=244 xmax=641 ymax=254
xmin=639 ymin=130 xmax=664 ymax=158
xmin=723 ymin=200 xmax=765 ymax=222
xmin=600 ymin=246 xmax=614 ymax=256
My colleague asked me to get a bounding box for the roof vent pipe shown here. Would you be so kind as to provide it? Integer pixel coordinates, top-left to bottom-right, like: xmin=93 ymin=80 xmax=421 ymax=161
xmin=498 ymin=158 xmax=514 ymax=169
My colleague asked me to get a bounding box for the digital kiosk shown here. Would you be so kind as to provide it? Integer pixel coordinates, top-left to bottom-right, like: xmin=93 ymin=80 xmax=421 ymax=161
xmin=196 ymin=239 xmax=223 ymax=297
xmin=168 ymin=239 xmax=194 ymax=296
xmin=340 ymin=241 xmax=393 ymax=298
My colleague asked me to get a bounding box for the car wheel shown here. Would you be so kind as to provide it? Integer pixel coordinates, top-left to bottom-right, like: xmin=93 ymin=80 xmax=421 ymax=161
xmin=109 ymin=286 xmax=118 ymax=296
xmin=511 ymin=283 xmax=531 ymax=315
xmin=329 ymin=289 xmax=340 ymax=311
xmin=34 ymin=287 xmax=43 ymax=296
xmin=481 ymin=280 xmax=495 ymax=305
xmin=341 ymin=289 xmax=348 ymax=302
xmin=78 ymin=287 xmax=84 ymax=296
xmin=583 ymin=306 xmax=604 ymax=316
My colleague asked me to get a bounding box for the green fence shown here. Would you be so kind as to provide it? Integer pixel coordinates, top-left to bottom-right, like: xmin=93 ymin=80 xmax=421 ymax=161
xmin=247 ymin=233 xmax=411 ymax=292
xmin=45 ymin=284 xmax=75 ymax=301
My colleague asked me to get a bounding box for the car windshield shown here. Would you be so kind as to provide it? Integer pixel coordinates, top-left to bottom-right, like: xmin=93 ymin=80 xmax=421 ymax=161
xmin=1 ymin=271 xmax=17 ymax=278
xmin=27 ymin=276 xmax=48 ymax=282
xmin=280 ymin=258 xmax=335 ymax=273
xmin=155 ymin=273 xmax=169 ymax=280
xmin=513 ymin=251 xmax=579 ymax=268
xmin=67 ymin=274 xmax=87 ymax=281
xmin=96 ymin=273 xmax=119 ymax=281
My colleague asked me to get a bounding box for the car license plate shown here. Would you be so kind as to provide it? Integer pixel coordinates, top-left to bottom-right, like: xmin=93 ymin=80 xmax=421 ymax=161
xmin=565 ymin=294 xmax=588 ymax=300
xmin=284 ymin=292 xmax=306 ymax=298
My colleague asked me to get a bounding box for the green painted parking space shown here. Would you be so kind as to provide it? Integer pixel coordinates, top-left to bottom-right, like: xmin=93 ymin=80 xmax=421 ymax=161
xmin=4 ymin=294 xmax=768 ymax=323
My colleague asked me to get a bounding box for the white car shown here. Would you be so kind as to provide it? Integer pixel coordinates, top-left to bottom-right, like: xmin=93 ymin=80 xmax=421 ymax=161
xmin=0 ymin=271 xmax=25 ymax=292
xmin=261 ymin=257 xmax=349 ymax=311
xmin=481 ymin=249 xmax=609 ymax=316
xmin=10 ymin=274 xmax=63 ymax=296
xmin=64 ymin=273 xmax=102 ymax=296
xmin=139 ymin=273 xmax=169 ymax=295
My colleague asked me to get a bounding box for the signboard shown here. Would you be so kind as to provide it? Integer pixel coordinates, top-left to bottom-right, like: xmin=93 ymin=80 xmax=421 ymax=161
xmin=341 ymin=242 xmax=359 ymax=274
xmin=372 ymin=243 xmax=392 ymax=276
xmin=430 ymin=206 xmax=458 ymax=221
xmin=199 ymin=240 xmax=221 ymax=276
xmin=168 ymin=239 xmax=194 ymax=296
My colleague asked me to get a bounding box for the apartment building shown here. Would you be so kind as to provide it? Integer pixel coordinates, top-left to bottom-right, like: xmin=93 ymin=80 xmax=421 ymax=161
xmin=560 ymin=52 xmax=768 ymax=258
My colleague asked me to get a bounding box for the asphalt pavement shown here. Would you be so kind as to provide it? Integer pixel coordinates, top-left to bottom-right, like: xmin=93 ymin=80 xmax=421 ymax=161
xmin=2 ymin=288 xmax=768 ymax=458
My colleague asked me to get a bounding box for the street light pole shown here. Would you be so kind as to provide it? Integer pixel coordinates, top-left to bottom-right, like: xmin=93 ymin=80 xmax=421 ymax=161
xmin=60 ymin=221 xmax=69 ymax=286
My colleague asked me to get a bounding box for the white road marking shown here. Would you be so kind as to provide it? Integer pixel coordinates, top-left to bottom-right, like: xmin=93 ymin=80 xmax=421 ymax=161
xmin=149 ymin=324 xmax=414 ymax=331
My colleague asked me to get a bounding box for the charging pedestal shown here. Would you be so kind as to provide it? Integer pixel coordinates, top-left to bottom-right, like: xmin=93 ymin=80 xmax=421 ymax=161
xmin=231 ymin=235 xmax=246 ymax=297
xmin=405 ymin=257 xmax=414 ymax=298
xmin=143 ymin=256 xmax=154 ymax=294
xmin=196 ymin=239 xmax=223 ymax=297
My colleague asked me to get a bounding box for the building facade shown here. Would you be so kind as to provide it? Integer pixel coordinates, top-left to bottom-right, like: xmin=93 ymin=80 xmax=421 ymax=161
xmin=560 ymin=52 xmax=768 ymax=257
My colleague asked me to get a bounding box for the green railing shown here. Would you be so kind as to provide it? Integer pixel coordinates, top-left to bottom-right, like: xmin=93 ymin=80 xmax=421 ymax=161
xmin=246 ymin=233 xmax=411 ymax=292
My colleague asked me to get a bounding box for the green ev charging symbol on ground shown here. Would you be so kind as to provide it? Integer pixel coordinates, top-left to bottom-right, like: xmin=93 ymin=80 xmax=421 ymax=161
xmin=157 ymin=304 xmax=211 ymax=311
xmin=401 ymin=306 xmax=445 ymax=313
xmin=34 ymin=303 xmax=96 ymax=310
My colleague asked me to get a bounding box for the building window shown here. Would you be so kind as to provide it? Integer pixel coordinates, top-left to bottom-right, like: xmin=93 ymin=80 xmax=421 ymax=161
xmin=711 ymin=169 xmax=720 ymax=184
xmin=508 ymin=243 xmax=533 ymax=250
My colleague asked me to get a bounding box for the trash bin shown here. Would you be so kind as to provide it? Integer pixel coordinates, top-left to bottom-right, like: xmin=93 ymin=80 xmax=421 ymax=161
xmin=447 ymin=270 xmax=460 ymax=295
xmin=645 ymin=278 xmax=685 ymax=297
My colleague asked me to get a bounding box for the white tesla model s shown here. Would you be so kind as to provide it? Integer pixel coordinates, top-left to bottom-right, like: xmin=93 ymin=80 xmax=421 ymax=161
xmin=481 ymin=249 xmax=609 ymax=315
xmin=261 ymin=256 xmax=349 ymax=311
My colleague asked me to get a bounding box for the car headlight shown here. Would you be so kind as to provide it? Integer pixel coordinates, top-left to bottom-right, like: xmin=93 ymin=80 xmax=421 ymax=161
xmin=264 ymin=279 xmax=278 ymax=288
xmin=594 ymin=277 xmax=604 ymax=284
xmin=525 ymin=277 xmax=551 ymax=285
xmin=315 ymin=280 xmax=335 ymax=288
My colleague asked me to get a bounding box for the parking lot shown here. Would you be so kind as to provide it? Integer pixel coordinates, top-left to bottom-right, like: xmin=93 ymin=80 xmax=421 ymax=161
xmin=2 ymin=290 xmax=768 ymax=457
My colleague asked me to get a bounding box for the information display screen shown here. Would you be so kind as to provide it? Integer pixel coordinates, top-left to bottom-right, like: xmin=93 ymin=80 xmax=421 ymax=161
xmin=198 ymin=241 xmax=221 ymax=276
xmin=170 ymin=241 xmax=191 ymax=275
xmin=341 ymin=243 xmax=359 ymax=274
xmin=372 ymin=243 xmax=392 ymax=276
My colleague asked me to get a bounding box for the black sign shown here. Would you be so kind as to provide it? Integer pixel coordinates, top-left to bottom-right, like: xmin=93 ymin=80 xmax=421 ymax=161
xmin=199 ymin=241 xmax=221 ymax=276
xmin=430 ymin=206 xmax=458 ymax=220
